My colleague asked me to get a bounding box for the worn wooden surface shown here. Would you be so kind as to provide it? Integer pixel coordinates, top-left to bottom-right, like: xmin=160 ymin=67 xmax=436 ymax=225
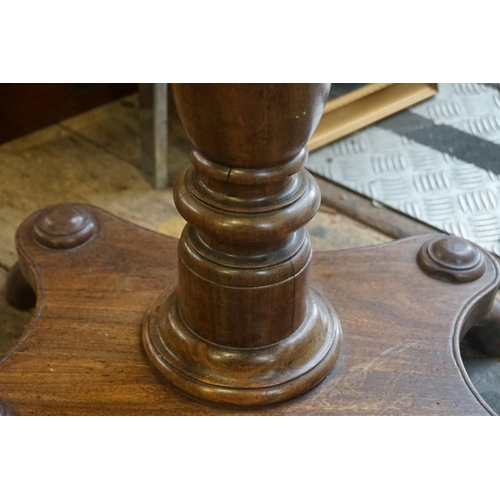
xmin=1 ymin=206 xmax=498 ymax=415
xmin=315 ymin=170 xmax=500 ymax=413
xmin=5 ymin=90 xmax=499 ymax=414
xmin=0 ymin=93 xmax=389 ymax=362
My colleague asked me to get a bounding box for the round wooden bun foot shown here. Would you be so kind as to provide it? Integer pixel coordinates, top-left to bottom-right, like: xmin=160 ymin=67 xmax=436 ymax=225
xmin=142 ymin=288 xmax=341 ymax=407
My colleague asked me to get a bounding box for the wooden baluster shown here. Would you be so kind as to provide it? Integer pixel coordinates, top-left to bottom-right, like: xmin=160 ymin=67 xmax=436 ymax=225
xmin=142 ymin=84 xmax=341 ymax=406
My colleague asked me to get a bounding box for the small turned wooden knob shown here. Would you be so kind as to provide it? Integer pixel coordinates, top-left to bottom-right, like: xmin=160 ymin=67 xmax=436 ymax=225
xmin=34 ymin=204 xmax=96 ymax=249
xmin=0 ymin=400 xmax=14 ymax=416
xmin=418 ymin=236 xmax=486 ymax=283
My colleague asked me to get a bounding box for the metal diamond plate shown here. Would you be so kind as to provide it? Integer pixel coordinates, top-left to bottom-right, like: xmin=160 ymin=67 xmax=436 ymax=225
xmin=411 ymin=83 xmax=500 ymax=145
xmin=308 ymin=85 xmax=500 ymax=256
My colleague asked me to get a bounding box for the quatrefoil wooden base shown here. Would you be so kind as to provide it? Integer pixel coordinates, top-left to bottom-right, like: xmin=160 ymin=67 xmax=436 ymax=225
xmin=1 ymin=204 xmax=499 ymax=415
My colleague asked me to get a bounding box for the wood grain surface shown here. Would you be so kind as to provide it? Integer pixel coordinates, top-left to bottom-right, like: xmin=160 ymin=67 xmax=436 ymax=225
xmin=0 ymin=206 xmax=498 ymax=415
xmin=4 ymin=89 xmax=498 ymax=415
xmin=0 ymin=101 xmax=388 ymax=375
xmin=142 ymin=84 xmax=345 ymax=405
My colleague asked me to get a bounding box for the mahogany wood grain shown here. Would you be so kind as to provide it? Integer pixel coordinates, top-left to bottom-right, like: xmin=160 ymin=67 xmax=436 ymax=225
xmin=0 ymin=206 xmax=498 ymax=415
xmin=141 ymin=84 xmax=342 ymax=405
xmin=170 ymin=84 xmax=330 ymax=348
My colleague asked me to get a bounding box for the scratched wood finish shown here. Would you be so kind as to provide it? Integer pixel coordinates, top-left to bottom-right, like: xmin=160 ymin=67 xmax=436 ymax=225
xmin=0 ymin=206 xmax=498 ymax=415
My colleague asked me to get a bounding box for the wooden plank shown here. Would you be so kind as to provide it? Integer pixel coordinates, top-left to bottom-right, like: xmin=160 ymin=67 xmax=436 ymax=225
xmin=61 ymin=92 xmax=189 ymax=187
xmin=0 ymin=125 xmax=183 ymax=269
xmin=308 ymin=83 xmax=438 ymax=151
xmin=309 ymin=207 xmax=390 ymax=251
xmin=314 ymin=174 xmax=440 ymax=239
xmin=60 ymin=94 xmax=142 ymax=167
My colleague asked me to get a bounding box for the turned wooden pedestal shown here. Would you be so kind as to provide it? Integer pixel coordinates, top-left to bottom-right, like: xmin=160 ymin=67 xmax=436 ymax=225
xmin=1 ymin=84 xmax=499 ymax=415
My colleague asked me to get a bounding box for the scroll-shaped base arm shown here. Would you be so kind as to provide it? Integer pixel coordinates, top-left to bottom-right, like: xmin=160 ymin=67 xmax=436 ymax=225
xmin=1 ymin=205 xmax=499 ymax=415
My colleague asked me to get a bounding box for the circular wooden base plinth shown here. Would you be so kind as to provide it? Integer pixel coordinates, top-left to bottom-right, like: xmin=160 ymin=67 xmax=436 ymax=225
xmin=142 ymin=288 xmax=341 ymax=406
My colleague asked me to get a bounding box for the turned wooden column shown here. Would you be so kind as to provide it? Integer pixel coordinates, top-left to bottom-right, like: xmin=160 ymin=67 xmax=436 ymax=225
xmin=142 ymin=84 xmax=341 ymax=406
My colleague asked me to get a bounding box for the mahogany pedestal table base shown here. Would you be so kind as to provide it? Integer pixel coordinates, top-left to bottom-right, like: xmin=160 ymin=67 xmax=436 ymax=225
xmin=1 ymin=203 xmax=498 ymax=415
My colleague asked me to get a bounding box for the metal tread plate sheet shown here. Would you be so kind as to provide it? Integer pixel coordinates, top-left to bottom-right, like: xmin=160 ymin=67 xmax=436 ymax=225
xmin=308 ymin=83 xmax=500 ymax=256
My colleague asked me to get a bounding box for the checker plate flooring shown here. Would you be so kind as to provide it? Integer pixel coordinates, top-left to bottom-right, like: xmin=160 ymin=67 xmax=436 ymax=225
xmin=309 ymin=83 xmax=500 ymax=255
